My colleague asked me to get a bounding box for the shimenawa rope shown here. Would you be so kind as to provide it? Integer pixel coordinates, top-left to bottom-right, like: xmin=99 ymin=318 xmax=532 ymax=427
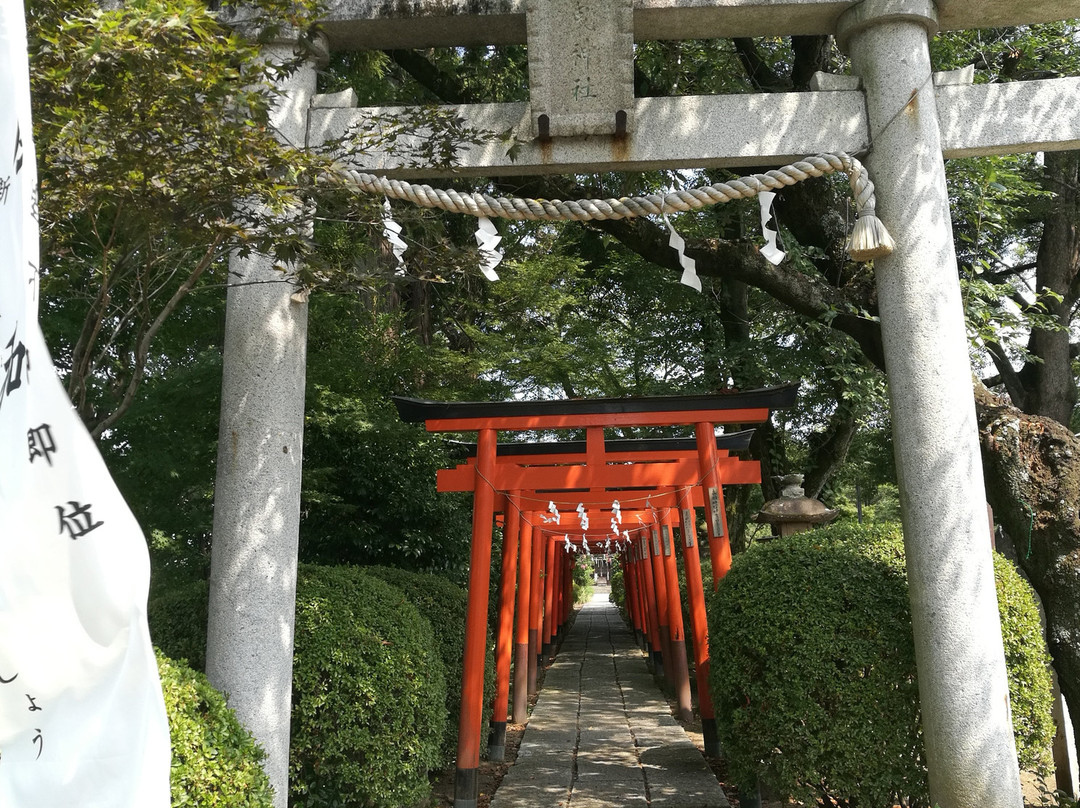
xmin=328 ymin=151 xmax=896 ymax=262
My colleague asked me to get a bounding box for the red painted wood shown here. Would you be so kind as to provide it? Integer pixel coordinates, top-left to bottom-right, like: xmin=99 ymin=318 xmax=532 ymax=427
xmin=638 ymin=532 xmax=662 ymax=662
xmin=437 ymin=454 xmax=759 ymax=492
xmin=528 ymin=530 xmax=543 ymax=695
xmin=513 ymin=515 xmax=533 ymax=723
xmin=647 ymin=517 xmax=673 ymax=672
xmin=543 ymin=537 xmax=556 ymax=652
xmin=660 ymin=507 xmax=693 ymax=721
xmin=676 ymin=486 xmax=715 ymax=724
xmin=695 ymin=422 xmax=733 ymax=586
xmin=455 ymin=428 xmax=497 ymax=793
xmin=491 ymin=497 xmax=520 ymax=732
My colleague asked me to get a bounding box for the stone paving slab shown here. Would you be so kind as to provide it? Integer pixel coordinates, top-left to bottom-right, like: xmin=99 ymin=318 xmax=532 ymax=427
xmin=490 ymin=594 xmax=729 ymax=808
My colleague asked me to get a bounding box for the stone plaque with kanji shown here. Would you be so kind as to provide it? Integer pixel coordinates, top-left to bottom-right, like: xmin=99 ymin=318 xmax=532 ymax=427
xmin=526 ymin=0 xmax=634 ymax=138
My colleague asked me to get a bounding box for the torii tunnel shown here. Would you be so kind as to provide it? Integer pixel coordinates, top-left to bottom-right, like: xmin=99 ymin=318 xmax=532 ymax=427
xmin=393 ymin=385 xmax=797 ymax=808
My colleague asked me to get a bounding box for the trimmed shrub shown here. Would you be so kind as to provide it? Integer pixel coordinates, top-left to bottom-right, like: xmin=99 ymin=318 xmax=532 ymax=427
xmin=571 ymin=555 xmax=594 ymax=605
xmin=158 ymin=650 xmax=275 ymax=807
xmin=609 ymin=564 xmax=627 ymax=623
xmin=363 ymin=565 xmax=496 ymax=766
xmin=149 ymin=566 xmax=449 ymax=806
xmin=290 ymin=564 xmax=446 ymax=808
xmin=707 ymin=521 xmax=1055 ymax=808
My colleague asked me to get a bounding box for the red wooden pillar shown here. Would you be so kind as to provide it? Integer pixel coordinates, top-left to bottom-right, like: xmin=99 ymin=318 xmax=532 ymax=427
xmin=648 ymin=517 xmax=673 ymax=679
xmin=660 ymin=507 xmax=693 ymax=721
xmin=630 ymin=546 xmax=643 ymax=648
xmin=677 ymin=487 xmax=721 ymax=756
xmin=633 ymin=538 xmax=651 ymax=651
xmin=639 ymin=530 xmax=663 ymax=674
xmin=562 ymin=550 xmax=573 ymax=624
xmin=622 ymin=549 xmax=641 ymax=639
xmin=543 ymin=536 xmax=557 ymax=658
xmin=455 ymin=428 xmax=497 ymax=808
xmin=553 ymin=548 xmax=566 ymax=646
xmin=513 ymin=514 xmax=533 ymax=723
xmin=528 ymin=526 xmax=544 ymax=695
xmin=696 ymin=423 xmax=733 ymax=586
xmin=489 ymin=495 xmax=520 ymax=761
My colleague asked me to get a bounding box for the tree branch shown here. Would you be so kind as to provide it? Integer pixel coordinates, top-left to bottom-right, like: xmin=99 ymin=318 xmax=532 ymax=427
xmin=984 ymin=340 xmax=1028 ymax=411
xmin=731 ymin=38 xmax=790 ymax=92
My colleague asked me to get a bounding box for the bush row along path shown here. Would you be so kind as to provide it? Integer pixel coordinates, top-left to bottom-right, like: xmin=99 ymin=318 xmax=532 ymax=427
xmin=490 ymin=593 xmax=729 ymax=808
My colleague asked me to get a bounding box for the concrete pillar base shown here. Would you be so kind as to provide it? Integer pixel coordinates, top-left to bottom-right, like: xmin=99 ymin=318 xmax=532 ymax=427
xmin=702 ymin=719 xmax=722 ymax=758
xmin=487 ymin=721 xmax=506 ymax=762
xmin=453 ymin=767 xmax=478 ymax=808
xmin=651 ymin=650 xmax=664 ymax=678
xmin=737 ymin=784 xmax=762 ymax=808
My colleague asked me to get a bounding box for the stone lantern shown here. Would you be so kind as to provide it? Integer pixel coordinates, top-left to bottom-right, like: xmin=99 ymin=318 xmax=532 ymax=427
xmin=754 ymin=474 xmax=838 ymax=538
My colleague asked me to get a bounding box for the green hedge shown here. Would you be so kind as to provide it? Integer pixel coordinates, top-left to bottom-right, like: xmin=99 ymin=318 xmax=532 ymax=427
xmin=707 ymin=521 xmax=1054 ymax=807
xmin=609 ymin=564 xmax=627 ymax=623
xmin=290 ymin=565 xmax=446 ymax=807
xmin=571 ymin=554 xmax=594 ymax=605
xmin=363 ymin=565 xmax=495 ymax=766
xmin=148 ymin=566 xmax=450 ymax=807
xmin=994 ymin=551 xmax=1056 ymax=772
xmin=158 ymin=650 xmax=275 ymax=807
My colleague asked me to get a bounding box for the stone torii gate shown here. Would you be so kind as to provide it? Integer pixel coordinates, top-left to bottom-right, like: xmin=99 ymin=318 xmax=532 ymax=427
xmin=204 ymin=3 xmax=1080 ymax=808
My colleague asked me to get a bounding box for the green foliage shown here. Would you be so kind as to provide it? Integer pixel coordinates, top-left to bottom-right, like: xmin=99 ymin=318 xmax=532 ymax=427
xmin=571 ymin=554 xmax=594 ymax=605
xmin=28 ymin=0 xmax=323 ymax=434
xmin=361 ymin=565 xmax=495 ymax=766
xmin=148 ymin=567 xmax=450 ymax=805
xmin=609 ymin=565 xmax=627 ymax=623
xmin=157 ymin=650 xmax=275 ymax=807
xmin=707 ymin=521 xmax=1055 ymax=807
xmin=994 ymin=552 xmax=1056 ymax=773
xmin=290 ymin=565 xmax=446 ymax=808
xmin=299 ymin=391 xmax=473 ymax=578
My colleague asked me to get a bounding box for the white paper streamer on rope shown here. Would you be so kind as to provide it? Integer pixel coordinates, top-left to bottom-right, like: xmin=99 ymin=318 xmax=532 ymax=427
xmin=611 ymin=499 xmax=622 ymax=524
xmin=662 ymin=213 xmax=701 ymax=292
xmin=0 ymin=6 xmax=171 ymax=805
xmin=542 ymin=500 xmax=561 ymax=524
xmin=475 ymin=216 xmax=503 ymax=281
xmin=382 ymin=199 xmax=407 ymax=273
xmin=576 ymin=503 xmax=590 ymax=531
xmin=758 ymin=191 xmax=786 ymax=265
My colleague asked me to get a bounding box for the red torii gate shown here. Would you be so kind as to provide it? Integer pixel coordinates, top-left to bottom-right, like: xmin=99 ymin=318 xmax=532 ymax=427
xmin=394 ymin=385 xmax=797 ymax=808
xmin=452 ymin=433 xmax=758 ymax=743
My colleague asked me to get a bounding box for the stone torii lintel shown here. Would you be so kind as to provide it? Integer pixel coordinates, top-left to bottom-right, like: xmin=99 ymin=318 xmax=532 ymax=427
xmin=317 ymin=0 xmax=1079 ymax=50
xmin=310 ymin=75 xmax=1080 ymax=178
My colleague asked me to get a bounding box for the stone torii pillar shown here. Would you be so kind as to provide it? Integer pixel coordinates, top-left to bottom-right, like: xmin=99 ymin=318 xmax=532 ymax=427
xmin=837 ymin=3 xmax=1021 ymax=805
xmin=205 ymin=36 xmax=324 ymax=808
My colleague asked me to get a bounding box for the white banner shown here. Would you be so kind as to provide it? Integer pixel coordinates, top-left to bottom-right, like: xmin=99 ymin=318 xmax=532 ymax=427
xmin=0 ymin=3 xmax=171 ymax=806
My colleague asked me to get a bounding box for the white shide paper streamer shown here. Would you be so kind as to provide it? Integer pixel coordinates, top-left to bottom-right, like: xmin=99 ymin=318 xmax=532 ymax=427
xmin=382 ymin=198 xmax=407 ymax=273
xmin=475 ymin=216 xmax=503 ymax=281
xmin=662 ymin=213 xmax=701 ymax=292
xmin=758 ymin=190 xmax=786 ymax=265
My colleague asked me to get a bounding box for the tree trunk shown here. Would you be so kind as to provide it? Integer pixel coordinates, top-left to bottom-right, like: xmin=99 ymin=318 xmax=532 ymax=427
xmin=1020 ymin=150 xmax=1080 ymax=426
xmin=976 ymin=383 xmax=1080 ymax=747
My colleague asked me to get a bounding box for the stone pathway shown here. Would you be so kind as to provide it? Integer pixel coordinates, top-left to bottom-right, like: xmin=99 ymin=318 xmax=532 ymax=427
xmin=491 ymin=593 xmax=729 ymax=808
